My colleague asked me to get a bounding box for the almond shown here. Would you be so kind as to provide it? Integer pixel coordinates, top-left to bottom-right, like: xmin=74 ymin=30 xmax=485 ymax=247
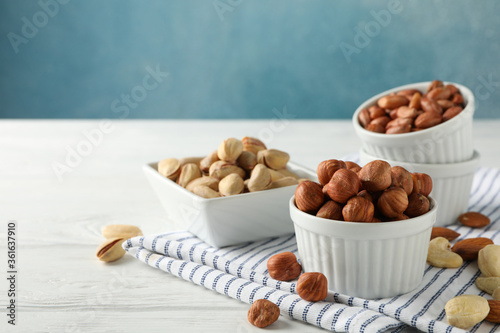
xmin=485 ymin=300 xmax=500 ymax=323
xmin=458 ymin=212 xmax=490 ymax=228
xmin=431 ymin=227 xmax=460 ymax=241
xmin=452 ymin=237 xmax=494 ymax=261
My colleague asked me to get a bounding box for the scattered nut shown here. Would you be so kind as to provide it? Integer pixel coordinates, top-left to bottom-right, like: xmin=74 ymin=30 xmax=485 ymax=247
xmin=486 ymin=300 xmax=500 ymax=323
xmin=430 ymin=227 xmax=460 ymax=241
xmin=247 ymin=299 xmax=280 ymax=328
xmin=427 ymin=237 xmax=463 ymax=268
xmin=296 ymin=272 xmax=328 ymax=302
xmin=96 ymin=237 xmax=126 ymax=262
xmin=267 ymin=252 xmax=302 ymax=281
xmin=451 ymin=237 xmax=494 ymax=261
xmin=102 ymin=225 xmax=143 ymax=239
xmin=458 ymin=212 xmax=490 ymax=228
xmin=493 ymin=287 xmax=500 ymax=301
xmin=475 ymin=277 xmax=500 ymax=295
xmin=445 ymin=295 xmax=489 ymax=329
xmin=478 ymin=245 xmax=500 ymax=277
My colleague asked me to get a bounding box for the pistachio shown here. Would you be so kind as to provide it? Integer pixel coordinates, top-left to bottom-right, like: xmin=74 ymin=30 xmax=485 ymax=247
xmin=209 ymin=161 xmax=246 ymax=180
xmin=270 ymin=176 xmax=299 ymax=189
xmin=257 ymin=149 xmax=290 ymax=170
xmin=219 ymin=173 xmax=245 ymax=196
xmin=157 ymin=158 xmax=181 ymax=181
xmin=177 ymin=163 xmax=202 ymax=188
xmin=237 ymin=151 xmax=257 ymax=172
xmin=192 ymin=185 xmax=220 ymax=199
xmin=242 ymin=136 xmax=267 ymax=154
xmin=248 ymin=164 xmax=272 ymax=192
xmin=96 ymin=237 xmax=126 ymax=262
xmin=200 ymin=150 xmax=219 ymax=173
xmin=102 ymin=225 xmax=143 ymax=239
xmin=186 ymin=176 xmax=219 ymax=192
xmin=217 ymin=137 xmax=243 ymax=163
xmin=269 ymin=169 xmax=286 ymax=182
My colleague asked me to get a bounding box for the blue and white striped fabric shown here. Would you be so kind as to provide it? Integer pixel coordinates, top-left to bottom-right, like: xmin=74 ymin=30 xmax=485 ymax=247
xmin=124 ymin=167 xmax=500 ymax=333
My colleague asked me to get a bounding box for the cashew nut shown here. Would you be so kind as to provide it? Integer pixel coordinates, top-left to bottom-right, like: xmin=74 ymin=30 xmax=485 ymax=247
xmin=445 ymin=295 xmax=490 ymax=329
xmin=427 ymin=237 xmax=463 ymax=268
xmin=475 ymin=277 xmax=500 ymax=295
xmin=478 ymin=244 xmax=500 ymax=277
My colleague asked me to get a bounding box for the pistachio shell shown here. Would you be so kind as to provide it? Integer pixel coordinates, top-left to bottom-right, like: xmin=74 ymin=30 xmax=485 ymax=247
xmin=157 ymin=158 xmax=181 ymax=181
xmin=102 ymin=225 xmax=143 ymax=239
xmin=96 ymin=237 xmax=126 ymax=262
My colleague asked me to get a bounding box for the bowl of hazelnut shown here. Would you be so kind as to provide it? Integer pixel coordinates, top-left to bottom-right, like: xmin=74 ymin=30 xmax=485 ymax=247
xmin=352 ymin=80 xmax=475 ymax=164
xmin=289 ymin=159 xmax=437 ymax=299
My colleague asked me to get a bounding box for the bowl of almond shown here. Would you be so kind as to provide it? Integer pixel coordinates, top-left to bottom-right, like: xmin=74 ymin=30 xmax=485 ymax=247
xmin=289 ymin=158 xmax=437 ymax=299
xmin=352 ymin=80 xmax=475 ymax=164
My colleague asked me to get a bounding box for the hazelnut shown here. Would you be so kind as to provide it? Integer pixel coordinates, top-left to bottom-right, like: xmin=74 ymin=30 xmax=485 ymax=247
xmin=316 ymin=200 xmax=343 ymax=220
xmin=377 ymin=187 xmax=409 ymax=218
xmin=267 ymin=252 xmax=302 ymax=281
xmin=411 ymin=173 xmax=433 ymax=197
xmin=295 ymin=180 xmax=325 ymax=213
xmin=316 ymin=159 xmax=346 ymax=186
xmin=247 ymin=299 xmax=280 ymax=328
xmin=345 ymin=161 xmax=361 ymax=173
xmin=357 ymin=189 xmax=373 ymax=203
xmin=358 ymin=160 xmax=392 ymax=192
xmin=390 ymin=166 xmax=414 ymax=195
xmin=296 ymin=272 xmax=328 ymax=302
xmin=405 ymin=192 xmax=430 ymax=217
xmin=326 ymin=168 xmax=360 ymax=204
xmin=342 ymin=196 xmax=374 ymax=222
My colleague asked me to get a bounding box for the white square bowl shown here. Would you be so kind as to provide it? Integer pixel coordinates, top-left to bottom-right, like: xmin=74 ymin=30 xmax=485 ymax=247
xmin=144 ymin=161 xmax=317 ymax=248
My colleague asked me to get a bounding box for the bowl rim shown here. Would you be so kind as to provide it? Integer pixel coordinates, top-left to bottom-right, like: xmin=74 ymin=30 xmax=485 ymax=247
xmin=144 ymin=160 xmax=317 ymax=202
xmin=352 ymin=81 xmax=474 ymax=141
xmin=289 ymin=195 xmax=437 ymax=239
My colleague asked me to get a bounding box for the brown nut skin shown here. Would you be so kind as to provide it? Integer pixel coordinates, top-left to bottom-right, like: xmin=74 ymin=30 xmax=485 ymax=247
xmin=366 ymin=123 xmax=385 ymax=133
xmin=431 ymin=227 xmax=460 ymax=241
xmin=427 ymin=80 xmax=444 ymax=92
xmin=317 ymin=159 xmax=347 ymax=186
xmin=443 ymin=106 xmax=463 ymax=122
xmin=316 ymin=200 xmax=343 ymax=220
xmin=411 ymin=173 xmax=433 ymax=197
xmin=404 ymin=192 xmax=430 ymax=218
xmin=414 ymin=111 xmax=443 ymax=129
xmin=296 ymin=272 xmax=328 ymax=302
xmin=358 ymin=160 xmax=392 ymax=192
xmin=452 ymin=237 xmax=494 ymax=261
xmin=247 ymin=299 xmax=280 ymax=328
xmin=295 ymin=181 xmax=325 ymax=214
xmin=390 ymin=166 xmax=413 ymax=195
xmin=486 ymin=300 xmax=500 ymax=323
xmin=377 ymin=95 xmax=409 ymax=109
xmin=326 ymin=168 xmax=361 ymax=204
xmin=377 ymin=187 xmax=409 ymax=218
xmin=368 ymin=105 xmax=386 ymax=119
xmin=342 ymin=196 xmax=374 ymax=222
xmin=267 ymin=252 xmax=302 ymax=281
xmin=458 ymin=212 xmax=490 ymax=228
xmin=345 ymin=161 xmax=361 ymax=173
xmin=358 ymin=108 xmax=371 ymax=128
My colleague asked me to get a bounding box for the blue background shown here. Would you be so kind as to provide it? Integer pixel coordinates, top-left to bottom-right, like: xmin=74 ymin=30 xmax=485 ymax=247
xmin=0 ymin=0 xmax=499 ymax=119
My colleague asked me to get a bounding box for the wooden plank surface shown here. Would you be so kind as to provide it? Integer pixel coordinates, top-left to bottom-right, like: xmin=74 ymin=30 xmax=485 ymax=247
xmin=1 ymin=119 xmax=499 ymax=333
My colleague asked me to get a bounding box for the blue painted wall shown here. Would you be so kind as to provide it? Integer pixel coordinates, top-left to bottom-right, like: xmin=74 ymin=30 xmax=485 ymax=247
xmin=0 ymin=0 xmax=499 ymax=119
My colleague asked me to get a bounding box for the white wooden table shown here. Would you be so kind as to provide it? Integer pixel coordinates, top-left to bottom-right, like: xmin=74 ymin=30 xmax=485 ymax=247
xmin=1 ymin=119 xmax=499 ymax=333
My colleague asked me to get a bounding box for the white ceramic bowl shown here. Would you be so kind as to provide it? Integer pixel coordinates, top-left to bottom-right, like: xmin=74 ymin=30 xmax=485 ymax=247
xmin=290 ymin=196 xmax=437 ymax=299
xmin=143 ymin=161 xmax=317 ymax=248
xmin=352 ymin=81 xmax=475 ymax=164
xmin=359 ymin=149 xmax=480 ymax=227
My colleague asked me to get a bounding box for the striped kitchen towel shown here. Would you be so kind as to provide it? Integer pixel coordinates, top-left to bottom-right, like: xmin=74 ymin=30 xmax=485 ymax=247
xmin=124 ymin=167 xmax=500 ymax=332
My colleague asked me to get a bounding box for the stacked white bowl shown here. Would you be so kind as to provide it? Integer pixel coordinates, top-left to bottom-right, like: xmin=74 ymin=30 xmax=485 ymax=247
xmin=352 ymin=81 xmax=480 ymax=226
